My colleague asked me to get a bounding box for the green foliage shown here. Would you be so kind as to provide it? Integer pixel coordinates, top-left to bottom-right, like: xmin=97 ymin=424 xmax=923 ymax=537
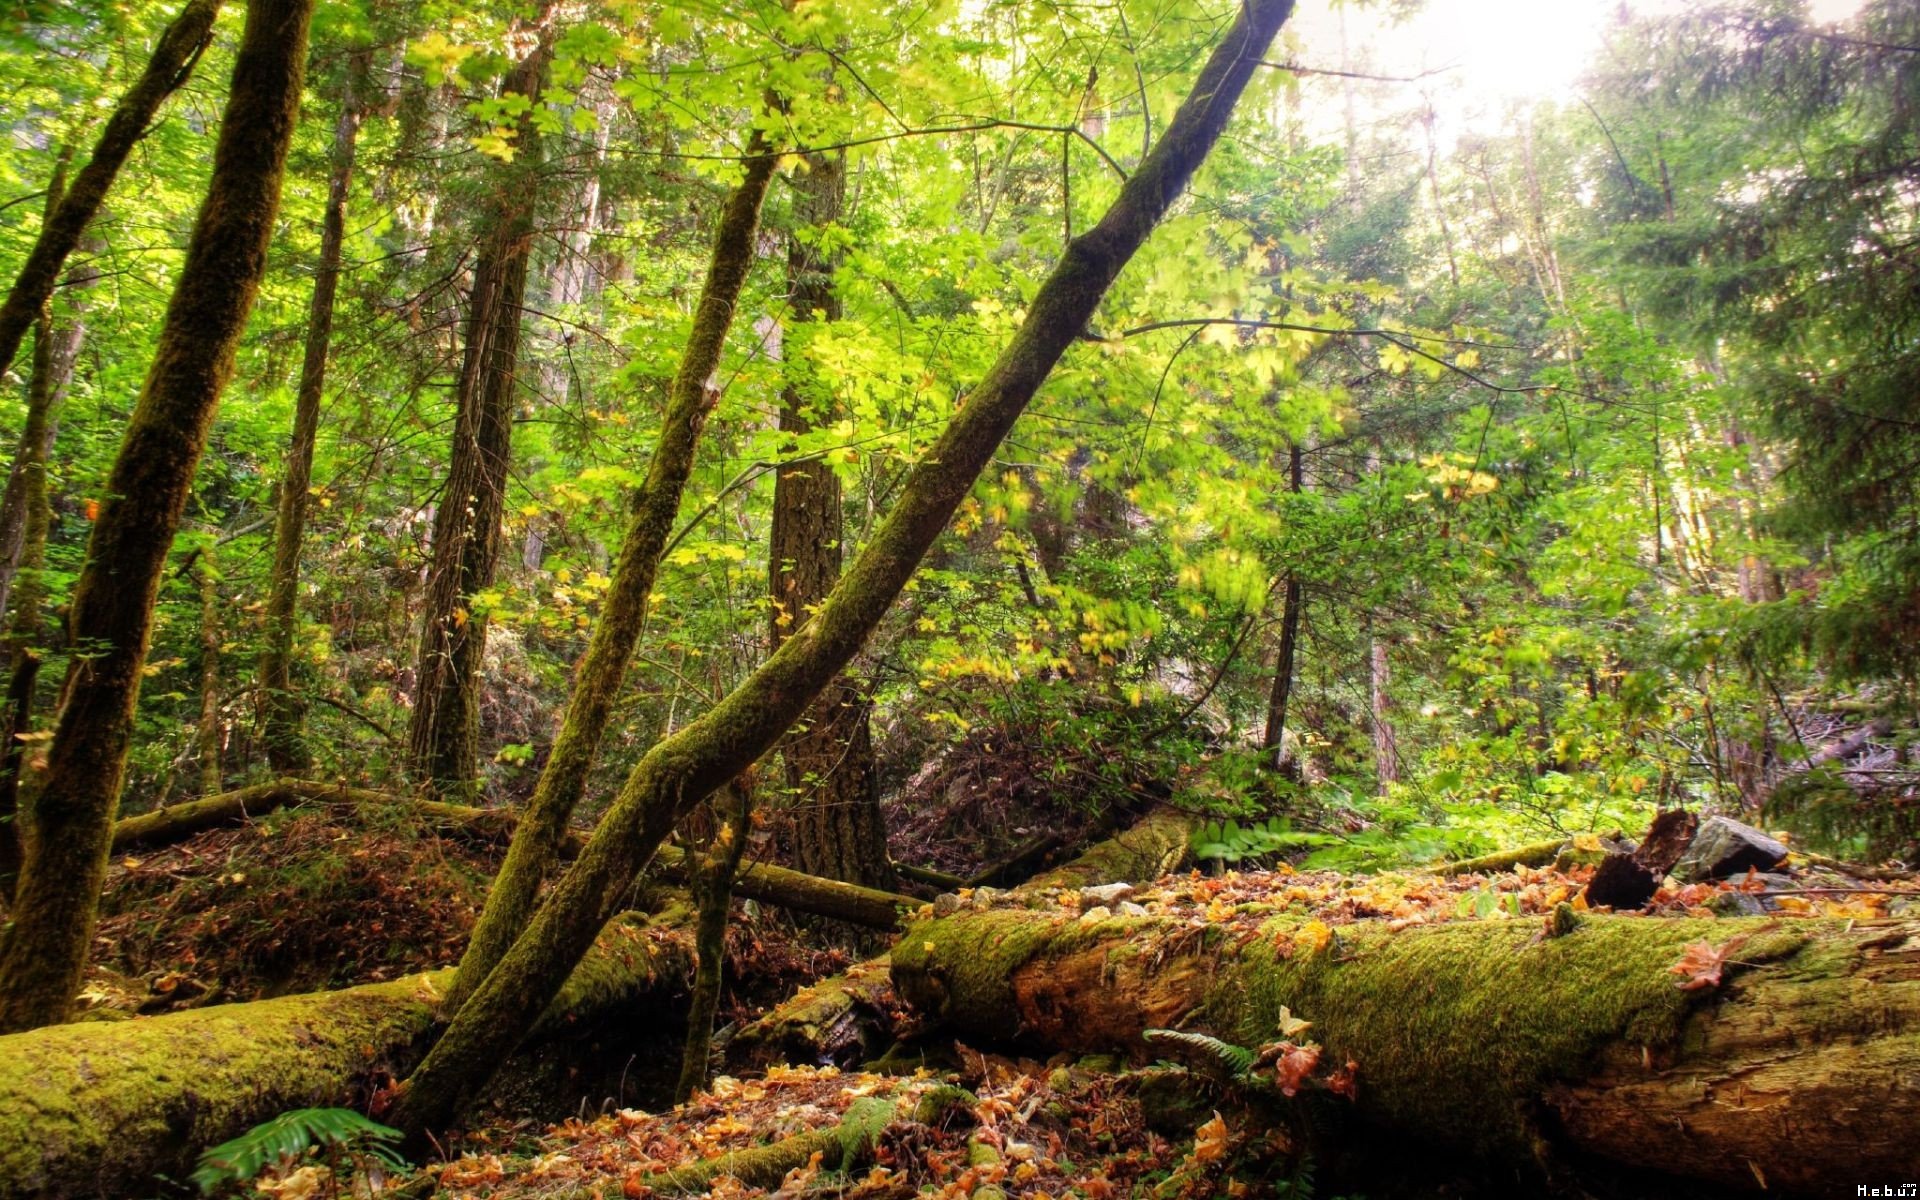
xmin=190 ymin=1107 xmax=406 ymax=1195
xmin=1190 ymin=816 xmax=1337 ymax=866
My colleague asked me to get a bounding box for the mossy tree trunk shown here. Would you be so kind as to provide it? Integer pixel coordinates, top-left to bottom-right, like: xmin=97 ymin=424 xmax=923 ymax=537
xmin=771 ymin=140 xmax=896 ymax=895
xmin=0 ymin=0 xmax=314 ymax=1035
xmin=892 ymin=908 xmax=1920 ymax=1192
xmin=441 ymin=136 xmax=780 ymax=1014
xmin=0 ymin=171 xmax=82 ymax=906
xmin=407 ymin=27 xmax=552 ymax=803
xmin=675 ymin=783 xmax=752 ymax=1102
xmin=0 ymin=0 xmax=223 ymax=386
xmin=260 ymin=54 xmax=366 ymax=775
xmin=390 ymin=0 xmax=1297 ymax=1131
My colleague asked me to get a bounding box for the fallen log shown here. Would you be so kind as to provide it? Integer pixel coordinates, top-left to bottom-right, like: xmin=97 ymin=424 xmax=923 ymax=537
xmin=730 ymin=807 xmax=1195 ymax=1069
xmin=890 ymin=907 xmax=1920 ymax=1194
xmin=1433 ymin=838 xmax=1568 ymax=877
xmin=1020 ymin=805 xmax=1193 ymax=891
xmin=110 ymin=781 xmax=918 ymax=931
xmin=110 ymin=779 xmax=393 ymax=850
xmin=0 ymin=908 xmax=693 ymax=1199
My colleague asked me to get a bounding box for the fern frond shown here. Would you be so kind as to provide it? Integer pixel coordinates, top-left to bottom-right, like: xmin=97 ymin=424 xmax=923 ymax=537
xmin=1143 ymin=1028 xmax=1258 ymax=1078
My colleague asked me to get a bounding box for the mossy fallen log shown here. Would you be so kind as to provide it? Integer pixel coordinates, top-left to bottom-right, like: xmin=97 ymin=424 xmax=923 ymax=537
xmin=1431 ymin=837 xmax=1569 ymax=877
xmin=110 ymin=779 xmax=393 ymax=851
xmin=731 ymin=808 xmax=1196 ymax=1069
xmin=1017 ymin=805 xmax=1193 ymax=891
xmin=891 ymin=907 xmax=1920 ymax=1194
xmin=111 ymin=781 xmax=917 ymax=930
xmin=0 ymin=908 xmax=692 ymax=1199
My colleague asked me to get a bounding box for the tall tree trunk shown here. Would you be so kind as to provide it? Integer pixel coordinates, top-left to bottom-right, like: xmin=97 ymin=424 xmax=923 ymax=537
xmin=440 ymin=138 xmax=779 ymax=1014
xmin=0 ymin=186 xmax=80 ymax=906
xmin=771 ymin=143 xmax=895 ymax=893
xmin=260 ymin=54 xmax=365 ymax=775
xmin=0 ymin=0 xmax=224 ymax=384
xmin=1260 ymin=441 xmax=1303 ymax=769
xmin=388 ymin=0 xmax=1298 ymax=1137
xmin=407 ymin=32 xmax=552 ymax=802
xmin=0 ymin=0 xmax=313 ymax=1034
xmin=196 ymin=545 xmax=223 ymax=797
xmin=1367 ymin=445 xmax=1396 ymax=792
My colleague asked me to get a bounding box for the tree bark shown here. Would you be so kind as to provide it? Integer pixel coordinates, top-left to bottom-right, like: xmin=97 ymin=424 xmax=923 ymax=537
xmin=770 ymin=140 xmax=895 ymax=894
xmin=0 ymin=0 xmax=314 ymax=1035
xmin=0 ymin=0 xmax=224 ymax=385
xmin=408 ymin=26 xmax=552 ymax=802
xmin=675 ymin=783 xmax=751 ymax=1101
xmin=892 ymin=908 xmax=1920 ymax=1193
xmin=0 ymin=173 xmax=81 ymax=907
xmin=442 ymin=137 xmax=779 ymax=1013
xmin=0 ymin=908 xmax=693 ymax=1200
xmin=260 ymin=54 xmax=366 ymax=775
xmin=194 ymin=548 xmax=223 ymax=796
xmin=386 ymin=0 xmax=1297 ymax=1137
xmin=1260 ymin=441 xmax=1303 ymax=767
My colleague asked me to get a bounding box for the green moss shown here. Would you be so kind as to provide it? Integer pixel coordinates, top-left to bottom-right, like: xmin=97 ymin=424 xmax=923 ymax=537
xmin=0 ymin=970 xmax=444 ymax=1197
xmin=892 ymin=910 xmax=1132 ymax=1023
xmin=1211 ymin=915 xmax=1763 ymax=1154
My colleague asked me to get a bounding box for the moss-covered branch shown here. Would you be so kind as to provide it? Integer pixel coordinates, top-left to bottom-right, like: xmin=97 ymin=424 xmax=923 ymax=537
xmin=388 ymin=0 xmax=1298 ymax=1138
xmin=891 ymin=907 xmax=1920 ymax=1191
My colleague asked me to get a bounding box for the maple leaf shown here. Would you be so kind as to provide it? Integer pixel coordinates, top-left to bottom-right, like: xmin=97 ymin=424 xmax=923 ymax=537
xmin=1273 ymin=1042 xmax=1322 ymax=1097
xmin=1191 ymin=1113 xmax=1231 ymax=1164
xmin=1669 ymin=935 xmax=1750 ymax=992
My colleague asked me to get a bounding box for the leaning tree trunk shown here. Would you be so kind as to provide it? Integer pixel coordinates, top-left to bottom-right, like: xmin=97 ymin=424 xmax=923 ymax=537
xmin=771 ymin=138 xmax=896 ymax=894
xmin=0 ymin=908 xmax=694 ymax=1200
xmin=386 ymin=0 xmax=1297 ymax=1137
xmin=0 ymin=0 xmax=314 ymax=1035
xmin=892 ymin=907 xmax=1920 ymax=1194
xmin=407 ymin=28 xmax=551 ymax=802
xmin=259 ymin=54 xmax=365 ymax=775
xmin=441 ymin=136 xmax=780 ymax=1014
xmin=0 ymin=0 xmax=224 ymax=385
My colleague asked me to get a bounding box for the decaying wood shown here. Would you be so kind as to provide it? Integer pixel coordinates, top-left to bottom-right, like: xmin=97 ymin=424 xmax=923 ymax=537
xmin=891 ymin=906 xmax=1920 ymax=1193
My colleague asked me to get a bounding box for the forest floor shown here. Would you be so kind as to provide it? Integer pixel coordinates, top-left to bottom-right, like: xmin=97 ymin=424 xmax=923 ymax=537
xmin=385 ymin=854 xmax=1915 ymax=1200
xmin=73 ymin=787 xmax=1920 ymax=1200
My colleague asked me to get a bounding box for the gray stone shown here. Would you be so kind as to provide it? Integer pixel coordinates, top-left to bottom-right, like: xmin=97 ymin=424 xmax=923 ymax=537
xmin=1079 ymin=882 xmax=1136 ymax=906
xmin=1674 ymin=816 xmax=1790 ymax=882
